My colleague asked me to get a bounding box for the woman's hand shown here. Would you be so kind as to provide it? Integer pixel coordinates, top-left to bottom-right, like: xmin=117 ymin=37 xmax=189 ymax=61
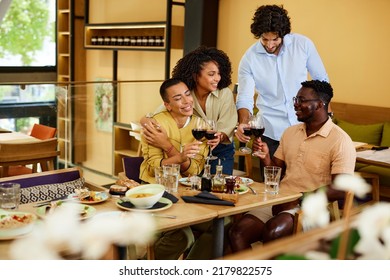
xmin=141 ymin=119 xmax=169 ymax=149
xmin=180 ymin=141 xmax=202 ymax=162
xmin=207 ymin=132 xmax=222 ymax=150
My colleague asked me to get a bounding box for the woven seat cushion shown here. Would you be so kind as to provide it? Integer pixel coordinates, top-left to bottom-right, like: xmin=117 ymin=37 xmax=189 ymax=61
xmin=20 ymin=177 xmax=85 ymax=204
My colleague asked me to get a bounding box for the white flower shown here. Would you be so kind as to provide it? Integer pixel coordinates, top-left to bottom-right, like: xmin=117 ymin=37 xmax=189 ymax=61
xmin=333 ymin=173 xmax=371 ymax=199
xmin=10 ymin=205 xmax=156 ymax=260
xmin=304 ymin=250 xmax=331 ymax=260
xmin=354 ymin=202 xmax=390 ymax=259
xmin=301 ymin=189 xmax=330 ymax=231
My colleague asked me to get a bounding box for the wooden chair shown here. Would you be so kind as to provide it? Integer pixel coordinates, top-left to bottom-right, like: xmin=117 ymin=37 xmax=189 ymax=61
xmin=293 ymin=191 xmax=354 ymax=234
xmin=0 ymin=138 xmax=59 ymax=178
xmin=5 ymin=124 xmax=57 ymax=176
xmin=30 ymin=124 xmax=57 ymax=140
xmin=352 ymin=171 xmax=380 ymax=212
xmin=118 ymin=156 xmax=143 ymax=183
xmin=233 ymin=150 xmax=253 ymax=178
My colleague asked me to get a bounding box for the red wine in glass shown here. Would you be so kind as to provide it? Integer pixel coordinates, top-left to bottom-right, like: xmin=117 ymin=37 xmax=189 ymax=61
xmin=205 ymin=130 xmax=217 ymax=140
xmin=243 ymin=128 xmax=252 ymax=137
xmin=192 ymin=129 xmax=206 ymax=140
xmin=239 ymin=128 xmax=253 ymax=154
xmin=251 ymin=127 xmax=265 ymax=138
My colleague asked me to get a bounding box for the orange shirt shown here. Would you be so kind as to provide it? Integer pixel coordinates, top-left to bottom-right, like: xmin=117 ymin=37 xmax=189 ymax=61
xmin=274 ymin=118 xmax=356 ymax=193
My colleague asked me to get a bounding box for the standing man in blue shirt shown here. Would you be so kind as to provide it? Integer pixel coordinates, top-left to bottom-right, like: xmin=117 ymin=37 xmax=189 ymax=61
xmin=235 ymin=4 xmax=329 ymax=160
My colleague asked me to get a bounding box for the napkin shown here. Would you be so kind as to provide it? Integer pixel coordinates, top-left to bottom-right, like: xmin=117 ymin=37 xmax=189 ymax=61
xmin=181 ymin=191 xmax=235 ymax=206
xmin=162 ymin=191 xmax=178 ymax=203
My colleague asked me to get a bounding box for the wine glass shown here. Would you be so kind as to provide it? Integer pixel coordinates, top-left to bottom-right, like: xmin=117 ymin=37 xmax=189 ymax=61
xmin=192 ymin=118 xmax=206 ymax=141
xmin=239 ymin=115 xmax=256 ymax=154
xmin=205 ymin=119 xmax=218 ymax=161
xmin=251 ymin=114 xmax=266 ymax=157
xmin=191 ymin=118 xmax=207 ymax=160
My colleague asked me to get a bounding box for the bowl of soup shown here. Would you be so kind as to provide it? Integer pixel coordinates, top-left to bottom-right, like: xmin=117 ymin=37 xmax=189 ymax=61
xmin=125 ymin=184 xmax=165 ymax=209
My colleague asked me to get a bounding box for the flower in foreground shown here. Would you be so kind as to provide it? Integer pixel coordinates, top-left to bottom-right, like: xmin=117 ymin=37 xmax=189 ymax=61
xmin=354 ymin=202 xmax=390 ymax=259
xmin=10 ymin=203 xmax=155 ymax=259
xmin=333 ymin=173 xmax=371 ymax=199
xmin=301 ymin=189 xmax=330 ymax=231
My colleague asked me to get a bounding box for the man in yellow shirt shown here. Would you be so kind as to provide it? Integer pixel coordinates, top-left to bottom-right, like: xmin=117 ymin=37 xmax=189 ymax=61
xmin=139 ymin=78 xmax=211 ymax=259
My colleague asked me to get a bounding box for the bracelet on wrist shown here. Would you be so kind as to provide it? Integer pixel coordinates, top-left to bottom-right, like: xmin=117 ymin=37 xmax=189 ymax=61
xmin=165 ymin=145 xmax=174 ymax=154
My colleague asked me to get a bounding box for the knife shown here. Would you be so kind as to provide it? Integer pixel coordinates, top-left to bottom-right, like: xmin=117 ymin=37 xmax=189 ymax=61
xmin=33 ymin=195 xmax=76 ymax=208
xmin=151 ymin=213 xmax=177 ymax=219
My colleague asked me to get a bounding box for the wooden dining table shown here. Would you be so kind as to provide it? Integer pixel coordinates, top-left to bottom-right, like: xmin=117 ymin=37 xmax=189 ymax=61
xmin=0 ymin=132 xmax=39 ymax=143
xmin=356 ymin=144 xmax=390 ymax=168
xmin=0 ymin=181 xmax=301 ymax=260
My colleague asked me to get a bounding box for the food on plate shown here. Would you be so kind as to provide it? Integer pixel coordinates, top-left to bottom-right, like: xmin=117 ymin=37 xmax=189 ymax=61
xmin=116 ymin=179 xmax=140 ymax=189
xmin=233 ymin=176 xmax=252 ymax=185
xmin=79 ymin=191 xmax=103 ymax=202
xmin=109 ymin=184 xmax=128 ymax=196
xmin=75 ymin=187 xmax=90 ymax=199
xmin=0 ymin=213 xmax=35 ymax=230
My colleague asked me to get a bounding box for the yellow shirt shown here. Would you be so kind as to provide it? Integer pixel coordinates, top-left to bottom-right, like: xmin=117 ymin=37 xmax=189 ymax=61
xmin=274 ymin=118 xmax=356 ymax=193
xmin=139 ymin=112 xmax=209 ymax=184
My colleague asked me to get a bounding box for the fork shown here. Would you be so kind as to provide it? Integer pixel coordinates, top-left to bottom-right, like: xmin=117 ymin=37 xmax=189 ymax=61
xmin=244 ymin=180 xmax=257 ymax=195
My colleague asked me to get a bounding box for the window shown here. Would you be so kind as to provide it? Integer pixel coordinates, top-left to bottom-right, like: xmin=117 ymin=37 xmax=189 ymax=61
xmin=0 ymin=0 xmax=56 ymax=67
xmin=0 ymin=0 xmax=56 ymax=132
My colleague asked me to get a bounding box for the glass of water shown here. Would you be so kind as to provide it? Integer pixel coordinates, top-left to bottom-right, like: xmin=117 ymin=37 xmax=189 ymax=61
xmin=163 ymin=164 xmax=180 ymax=193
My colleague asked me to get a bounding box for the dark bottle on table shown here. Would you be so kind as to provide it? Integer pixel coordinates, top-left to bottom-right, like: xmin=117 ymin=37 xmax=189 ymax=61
xmin=201 ymin=163 xmax=212 ymax=192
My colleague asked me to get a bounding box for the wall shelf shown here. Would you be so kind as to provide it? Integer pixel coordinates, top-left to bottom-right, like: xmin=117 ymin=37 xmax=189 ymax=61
xmin=84 ymin=22 xmax=183 ymax=50
xmin=113 ymin=123 xmax=141 ymax=176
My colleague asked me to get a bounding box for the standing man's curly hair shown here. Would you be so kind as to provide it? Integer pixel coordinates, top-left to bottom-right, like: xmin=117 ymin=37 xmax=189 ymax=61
xmin=171 ymin=46 xmax=232 ymax=91
xmin=250 ymin=5 xmax=291 ymax=39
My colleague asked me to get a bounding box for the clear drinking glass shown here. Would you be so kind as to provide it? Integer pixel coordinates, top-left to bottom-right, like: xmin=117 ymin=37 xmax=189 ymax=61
xmin=163 ymin=164 xmax=180 ymax=193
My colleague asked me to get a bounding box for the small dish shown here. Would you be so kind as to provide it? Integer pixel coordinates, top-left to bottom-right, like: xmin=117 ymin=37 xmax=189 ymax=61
xmin=36 ymin=203 xmax=96 ymax=220
xmin=235 ymin=177 xmax=254 ymax=185
xmin=67 ymin=191 xmax=109 ymax=204
xmin=116 ymin=197 xmax=173 ymax=212
xmin=235 ymin=185 xmax=249 ymax=195
xmin=0 ymin=210 xmax=37 ymax=240
xmin=179 ymin=177 xmax=191 ymax=187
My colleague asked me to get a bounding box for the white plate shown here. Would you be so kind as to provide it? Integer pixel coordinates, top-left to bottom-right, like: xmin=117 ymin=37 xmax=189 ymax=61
xmin=0 ymin=210 xmax=37 ymax=240
xmin=236 ymin=177 xmax=254 ymax=185
xmin=179 ymin=177 xmax=192 ymax=186
xmin=235 ymin=185 xmax=249 ymax=195
xmin=116 ymin=197 xmax=173 ymax=213
xmin=67 ymin=191 xmax=110 ymax=204
xmin=35 ymin=203 xmax=96 ymax=220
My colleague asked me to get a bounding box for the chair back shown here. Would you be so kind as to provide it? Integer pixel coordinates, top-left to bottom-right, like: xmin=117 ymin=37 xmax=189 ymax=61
xmin=0 ymin=138 xmax=59 ymax=177
xmin=293 ymin=191 xmax=354 ymax=234
xmin=30 ymin=124 xmax=57 ymax=140
xmin=122 ymin=156 xmax=143 ymax=183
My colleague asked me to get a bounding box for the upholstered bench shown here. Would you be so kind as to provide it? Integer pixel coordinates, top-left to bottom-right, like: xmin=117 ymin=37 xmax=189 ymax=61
xmin=332 ymin=102 xmax=390 ymax=200
xmin=0 ymin=167 xmax=105 ymax=204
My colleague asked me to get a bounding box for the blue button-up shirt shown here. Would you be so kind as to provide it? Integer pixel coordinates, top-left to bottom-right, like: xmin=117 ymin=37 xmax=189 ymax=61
xmin=236 ymin=33 xmax=329 ymax=141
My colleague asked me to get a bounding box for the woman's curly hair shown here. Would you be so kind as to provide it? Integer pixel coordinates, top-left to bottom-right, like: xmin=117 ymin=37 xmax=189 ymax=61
xmin=250 ymin=5 xmax=291 ymax=39
xmin=171 ymin=46 xmax=232 ymax=90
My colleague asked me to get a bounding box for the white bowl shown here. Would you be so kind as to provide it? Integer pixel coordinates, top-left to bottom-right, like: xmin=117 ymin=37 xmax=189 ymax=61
xmin=125 ymin=184 xmax=165 ymax=209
